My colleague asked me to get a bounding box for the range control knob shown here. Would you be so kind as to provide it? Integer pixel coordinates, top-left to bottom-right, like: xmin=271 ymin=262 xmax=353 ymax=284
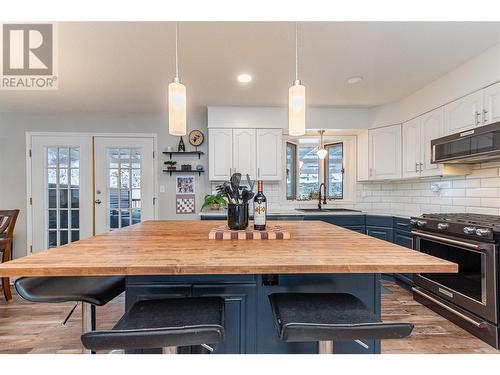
xmin=416 ymin=220 xmax=427 ymax=228
xmin=475 ymin=228 xmax=491 ymax=237
xmin=463 ymin=226 xmax=476 ymax=235
xmin=437 ymin=223 xmax=449 ymax=231
xmin=410 ymin=219 xmax=418 ymax=226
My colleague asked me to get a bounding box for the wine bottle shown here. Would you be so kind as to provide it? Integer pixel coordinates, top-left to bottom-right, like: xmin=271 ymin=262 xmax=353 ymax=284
xmin=253 ymin=180 xmax=267 ymax=230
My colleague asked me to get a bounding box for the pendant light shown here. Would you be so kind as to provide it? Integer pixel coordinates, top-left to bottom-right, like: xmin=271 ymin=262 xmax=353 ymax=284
xmin=317 ymin=130 xmax=327 ymax=159
xmin=168 ymin=22 xmax=187 ymax=136
xmin=288 ymin=22 xmax=306 ymax=136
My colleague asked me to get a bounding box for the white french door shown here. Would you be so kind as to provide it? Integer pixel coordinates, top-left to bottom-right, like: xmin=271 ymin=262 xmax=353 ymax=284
xmin=29 ymin=134 xmax=156 ymax=253
xmin=30 ymin=135 xmax=93 ymax=253
xmin=93 ymin=137 xmax=155 ymax=235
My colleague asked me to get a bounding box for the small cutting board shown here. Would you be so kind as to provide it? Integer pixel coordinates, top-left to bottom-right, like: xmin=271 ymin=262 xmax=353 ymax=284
xmin=209 ymin=225 xmax=291 ymax=240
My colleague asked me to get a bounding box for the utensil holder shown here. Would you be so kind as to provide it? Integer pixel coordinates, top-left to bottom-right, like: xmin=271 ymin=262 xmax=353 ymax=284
xmin=227 ymin=203 xmax=249 ymax=230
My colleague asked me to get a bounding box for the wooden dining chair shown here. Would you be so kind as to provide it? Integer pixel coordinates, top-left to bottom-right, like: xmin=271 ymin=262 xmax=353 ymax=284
xmin=0 ymin=209 xmax=20 ymax=301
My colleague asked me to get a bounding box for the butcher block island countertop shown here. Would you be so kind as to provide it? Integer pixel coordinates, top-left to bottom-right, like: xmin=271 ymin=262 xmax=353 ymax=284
xmin=0 ymin=220 xmax=457 ymax=277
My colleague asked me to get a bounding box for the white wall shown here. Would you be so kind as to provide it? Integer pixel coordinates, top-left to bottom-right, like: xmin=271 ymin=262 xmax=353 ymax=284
xmin=370 ymin=43 xmax=500 ymax=127
xmin=0 ymin=111 xmax=209 ymax=259
xmin=208 ymin=106 xmax=370 ymax=130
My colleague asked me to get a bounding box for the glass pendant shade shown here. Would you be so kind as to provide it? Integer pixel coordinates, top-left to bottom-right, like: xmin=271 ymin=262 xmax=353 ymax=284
xmin=288 ymin=81 xmax=306 ymax=136
xmin=317 ymin=148 xmax=327 ymax=159
xmin=168 ymin=79 xmax=187 ymax=136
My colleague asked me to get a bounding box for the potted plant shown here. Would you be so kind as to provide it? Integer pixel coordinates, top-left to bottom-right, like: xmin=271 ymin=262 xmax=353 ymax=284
xmin=165 ymin=160 xmax=177 ymax=170
xmin=202 ymin=194 xmax=227 ymax=211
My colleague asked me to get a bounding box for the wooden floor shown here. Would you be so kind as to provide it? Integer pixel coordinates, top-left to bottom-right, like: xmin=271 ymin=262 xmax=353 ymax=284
xmin=0 ymin=281 xmax=499 ymax=354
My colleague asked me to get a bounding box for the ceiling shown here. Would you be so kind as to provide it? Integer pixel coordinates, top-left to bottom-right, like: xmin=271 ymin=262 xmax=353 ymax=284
xmin=1 ymin=21 xmax=500 ymax=113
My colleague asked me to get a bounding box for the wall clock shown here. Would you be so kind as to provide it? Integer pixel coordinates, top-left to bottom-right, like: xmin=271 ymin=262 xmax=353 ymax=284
xmin=189 ymin=130 xmax=204 ymax=147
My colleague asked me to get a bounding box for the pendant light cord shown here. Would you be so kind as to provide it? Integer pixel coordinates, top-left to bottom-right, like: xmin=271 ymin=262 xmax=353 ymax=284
xmin=295 ymin=21 xmax=298 ymax=81
xmin=175 ymin=22 xmax=179 ymax=79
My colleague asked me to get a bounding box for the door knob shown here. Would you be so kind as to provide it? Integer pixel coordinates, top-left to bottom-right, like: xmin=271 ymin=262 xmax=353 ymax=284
xmin=94 ymin=199 xmax=102 ymax=204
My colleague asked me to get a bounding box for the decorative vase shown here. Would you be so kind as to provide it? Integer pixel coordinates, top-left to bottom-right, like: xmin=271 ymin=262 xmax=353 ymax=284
xmin=178 ymin=136 xmax=186 ymax=152
xmin=227 ymin=203 xmax=249 ymax=230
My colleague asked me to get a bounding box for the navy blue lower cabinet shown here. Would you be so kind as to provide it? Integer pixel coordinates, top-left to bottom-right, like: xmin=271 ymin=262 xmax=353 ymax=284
xmin=124 ymin=274 xmax=381 ymax=354
xmin=366 ymin=226 xmax=394 ymax=242
xmin=192 ymin=284 xmax=257 ymax=354
xmin=393 ymin=229 xmax=414 ymax=286
xmin=344 ymin=225 xmax=366 ymax=234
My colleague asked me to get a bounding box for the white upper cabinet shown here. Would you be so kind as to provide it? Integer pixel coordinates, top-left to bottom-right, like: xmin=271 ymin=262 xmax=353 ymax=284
xmin=420 ymin=107 xmax=445 ymax=176
xmin=444 ymin=90 xmax=483 ymax=134
xmin=483 ymin=82 xmax=500 ymax=125
xmin=369 ymin=124 xmax=402 ymax=180
xmin=356 ymin=130 xmax=369 ymax=181
xmin=232 ymin=129 xmax=257 ymax=178
xmin=402 ymin=118 xmax=421 ymax=179
xmin=209 ymin=128 xmax=283 ymax=181
xmin=209 ymin=128 xmax=233 ymax=181
xmin=256 ymin=129 xmax=282 ymax=181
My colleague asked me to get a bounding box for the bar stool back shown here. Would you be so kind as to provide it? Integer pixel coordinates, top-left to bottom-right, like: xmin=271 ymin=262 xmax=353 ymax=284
xmin=0 ymin=209 xmax=20 ymax=301
xmin=269 ymin=293 xmax=414 ymax=353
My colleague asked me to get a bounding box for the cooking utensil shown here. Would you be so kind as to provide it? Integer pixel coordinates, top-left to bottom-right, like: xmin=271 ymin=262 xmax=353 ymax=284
xmin=231 ymin=173 xmax=242 ymax=202
xmin=246 ymin=174 xmax=255 ymax=192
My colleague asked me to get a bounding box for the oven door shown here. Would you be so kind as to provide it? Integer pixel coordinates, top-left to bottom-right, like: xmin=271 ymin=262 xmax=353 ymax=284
xmin=413 ymin=231 xmax=497 ymax=323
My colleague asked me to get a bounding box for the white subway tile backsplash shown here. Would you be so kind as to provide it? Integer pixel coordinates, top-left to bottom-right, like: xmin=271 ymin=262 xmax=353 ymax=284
xmin=356 ymin=165 xmax=500 ymax=216
xmin=466 ymin=188 xmax=498 ymax=197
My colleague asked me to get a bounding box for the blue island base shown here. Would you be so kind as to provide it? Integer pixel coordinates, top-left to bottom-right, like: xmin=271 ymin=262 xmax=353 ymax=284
xmin=125 ymin=273 xmax=381 ymax=354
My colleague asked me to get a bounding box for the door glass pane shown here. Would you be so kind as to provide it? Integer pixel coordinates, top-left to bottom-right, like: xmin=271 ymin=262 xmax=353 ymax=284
xmin=298 ymin=146 xmax=319 ymax=199
xmin=326 ymin=143 xmax=343 ymax=199
xmin=46 ymin=146 xmax=80 ymax=247
xmin=107 ymin=148 xmax=142 ymax=229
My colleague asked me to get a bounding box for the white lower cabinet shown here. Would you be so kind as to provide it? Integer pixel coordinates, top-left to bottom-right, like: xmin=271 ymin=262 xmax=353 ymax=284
xmin=209 ymin=128 xmax=283 ymax=181
xmin=368 ymin=124 xmax=402 ymax=180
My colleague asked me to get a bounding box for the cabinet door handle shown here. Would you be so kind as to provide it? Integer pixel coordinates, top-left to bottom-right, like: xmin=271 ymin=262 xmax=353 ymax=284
xmin=475 ymin=111 xmax=481 ymax=126
xmin=258 ymin=167 xmax=260 ymax=178
xmin=483 ymin=109 xmax=488 ymax=124
xmin=419 ymin=162 xmax=423 ymax=172
xmin=415 ymin=162 xmax=419 ymax=172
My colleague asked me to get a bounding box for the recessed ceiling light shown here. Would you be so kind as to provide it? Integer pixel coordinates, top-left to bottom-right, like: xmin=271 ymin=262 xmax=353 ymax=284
xmin=237 ymin=74 xmax=252 ymax=83
xmin=347 ymin=76 xmax=363 ymax=84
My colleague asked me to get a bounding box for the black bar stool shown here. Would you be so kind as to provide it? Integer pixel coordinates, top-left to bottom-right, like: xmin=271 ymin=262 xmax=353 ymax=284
xmin=15 ymin=276 xmax=125 ymax=354
xmin=81 ymin=297 xmax=225 ymax=354
xmin=269 ymin=293 xmax=414 ymax=354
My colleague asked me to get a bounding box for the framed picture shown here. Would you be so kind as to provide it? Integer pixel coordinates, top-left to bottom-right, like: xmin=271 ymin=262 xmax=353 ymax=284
xmin=176 ymin=175 xmax=195 ymax=195
xmin=176 ymin=195 xmax=196 ymax=214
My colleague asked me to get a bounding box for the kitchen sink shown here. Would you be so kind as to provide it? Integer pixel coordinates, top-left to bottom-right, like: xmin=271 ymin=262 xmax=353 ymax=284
xmin=295 ymin=208 xmax=362 ymax=213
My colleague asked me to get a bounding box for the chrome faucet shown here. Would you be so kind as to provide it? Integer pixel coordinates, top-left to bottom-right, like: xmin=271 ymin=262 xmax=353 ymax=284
xmin=318 ymin=183 xmax=327 ymax=210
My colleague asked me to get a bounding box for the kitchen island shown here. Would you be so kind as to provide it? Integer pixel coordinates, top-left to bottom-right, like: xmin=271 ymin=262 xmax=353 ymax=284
xmin=0 ymin=220 xmax=456 ymax=354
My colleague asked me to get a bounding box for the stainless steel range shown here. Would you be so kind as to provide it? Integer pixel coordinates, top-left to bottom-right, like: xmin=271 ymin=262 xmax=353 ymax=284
xmin=410 ymin=213 xmax=499 ymax=348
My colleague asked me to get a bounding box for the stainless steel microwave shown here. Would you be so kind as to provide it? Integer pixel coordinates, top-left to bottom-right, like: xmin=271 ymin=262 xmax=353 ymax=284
xmin=431 ymin=121 xmax=500 ymax=164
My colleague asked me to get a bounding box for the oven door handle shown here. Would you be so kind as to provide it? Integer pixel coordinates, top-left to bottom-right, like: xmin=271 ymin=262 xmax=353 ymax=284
xmin=412 ymin=288 xmax=487 ymax=328
xmin=411 ymin=231 xmax=481 ymax=250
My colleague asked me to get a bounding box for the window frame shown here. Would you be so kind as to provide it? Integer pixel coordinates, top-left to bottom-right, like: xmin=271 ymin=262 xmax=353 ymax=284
xmin=324 ymin=142 xmax=345 ymax=200
xmin=285 ymin=141 xmax=297 ymax=200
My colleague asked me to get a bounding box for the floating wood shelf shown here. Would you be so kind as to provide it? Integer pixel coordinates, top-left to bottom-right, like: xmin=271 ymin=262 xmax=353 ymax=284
xmin=163 ymin=151 xmax=204 ymax=160
xmin=163 ymin=169 xmax=205 ymax=176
